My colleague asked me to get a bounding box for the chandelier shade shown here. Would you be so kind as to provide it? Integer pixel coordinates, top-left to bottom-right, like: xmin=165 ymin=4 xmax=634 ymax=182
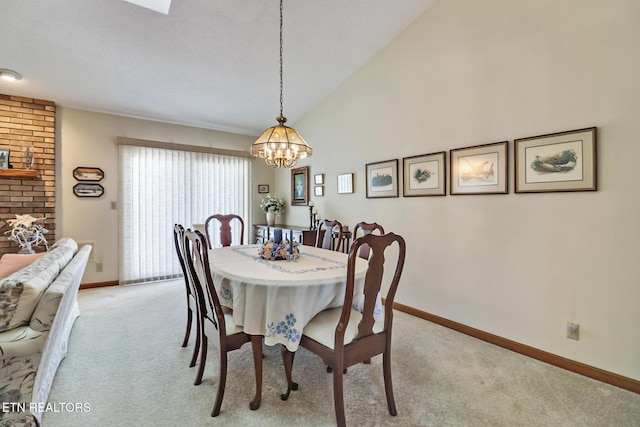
xmin=251 ymin=0 xmax=312 ymax=168
xmin=251 ymin=115 xmax=312 ymax=168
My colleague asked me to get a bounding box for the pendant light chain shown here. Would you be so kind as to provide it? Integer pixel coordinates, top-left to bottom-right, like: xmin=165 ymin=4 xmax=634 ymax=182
xmin=279 ymin=0 xmax=284 ymax=119
xmin=250 ymin=0 xmax=312 ymax=167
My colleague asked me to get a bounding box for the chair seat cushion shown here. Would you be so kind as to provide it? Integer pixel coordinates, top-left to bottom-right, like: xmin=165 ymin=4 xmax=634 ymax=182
xmin=203 ymin=311 xmax=244 ymax=337
xmin=224 ymin=312 xmax=244 ymax=336
xmin=303 ymin=307 xmax=383 ymax=349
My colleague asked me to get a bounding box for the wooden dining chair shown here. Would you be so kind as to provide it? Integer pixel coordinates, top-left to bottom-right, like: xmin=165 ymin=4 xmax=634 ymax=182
xmin=204 ymin=214 xmax=245 ymax=249
xmin=173 ymin=224 xmax=201 ymax=371
xmin=352 ymin=222 xmax=385 ymax=260
xmin=183 ymin=229 xmax=263 ymax=416
xmin=281 ymin=232 xmax=406 ymax=427
xmin=316 ymin=219 xmax=343 ymax=251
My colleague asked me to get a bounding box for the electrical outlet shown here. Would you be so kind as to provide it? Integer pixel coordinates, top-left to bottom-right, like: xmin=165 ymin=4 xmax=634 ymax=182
xmin=95 ymin=262 xmax=103 ymax=273
xmin=566 ymin=322 xmax=580 ymax=340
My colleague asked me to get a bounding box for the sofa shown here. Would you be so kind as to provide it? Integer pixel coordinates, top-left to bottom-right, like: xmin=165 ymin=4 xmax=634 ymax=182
xmin=0 ymin=238 xmax=91 ymax=426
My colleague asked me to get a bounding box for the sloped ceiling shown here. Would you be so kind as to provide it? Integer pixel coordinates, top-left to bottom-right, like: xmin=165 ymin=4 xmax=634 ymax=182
xmin=1 ymin=0 xmax=437 ymax=135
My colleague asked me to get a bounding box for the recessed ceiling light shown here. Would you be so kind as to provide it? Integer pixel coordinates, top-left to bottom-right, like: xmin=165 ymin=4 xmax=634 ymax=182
xmin=0 ymin=69 xmax=22 ymax=82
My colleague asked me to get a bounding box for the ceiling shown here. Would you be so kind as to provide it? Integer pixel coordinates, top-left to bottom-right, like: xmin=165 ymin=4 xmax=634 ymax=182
xmin=1 ymin=0 xmax=437 ymax=136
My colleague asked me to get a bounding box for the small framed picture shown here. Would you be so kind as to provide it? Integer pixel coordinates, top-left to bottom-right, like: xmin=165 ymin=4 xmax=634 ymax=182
xmin=0 ymin=148 xmax=9 ymax=168
xmin=337 ymin=173 xmax=354 ymax=194
xmin=515 ymin=127 xmax=596 ymax=193
xmin=403 ymin=151 xmax=446 ymax=197
xmin=291 ymin=166 xmax=309 ymax=206
xmin=314 ymin=186 xmax=324 ymax=196
xmin=450 ymin=141 xmax=508 ymax=195
xmin=366 ymin=159 xmax=399 ymax=198
xmin=73 ymin=183 xmax=104 ymax=198
xmin=258 ymin=184 xmax=269 ymax=194
xmin=314 ymin=174 xmax=324 ymax=185
xmin=73 ymin=167 xmax=104 ymax=181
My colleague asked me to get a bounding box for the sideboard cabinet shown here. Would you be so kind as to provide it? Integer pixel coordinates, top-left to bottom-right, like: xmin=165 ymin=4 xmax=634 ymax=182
xmin=253 ymin=225 xmax=351 ymax=252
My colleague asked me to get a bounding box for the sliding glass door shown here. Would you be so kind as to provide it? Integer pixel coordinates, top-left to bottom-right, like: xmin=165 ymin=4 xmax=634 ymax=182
xmin=118 ymin=144 xmax=249 ymax=284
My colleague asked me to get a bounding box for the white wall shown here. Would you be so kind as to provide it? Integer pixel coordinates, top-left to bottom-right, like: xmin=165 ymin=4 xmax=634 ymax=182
xmin=57 ymin=108 xmax=272 ymax=283
xmin=275 ymin=0 xmax=640 ymax=380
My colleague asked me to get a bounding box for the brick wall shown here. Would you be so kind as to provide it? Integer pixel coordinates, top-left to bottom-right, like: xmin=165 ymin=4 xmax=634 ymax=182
xmin=0 ymin=94 xmax=56 ymax=256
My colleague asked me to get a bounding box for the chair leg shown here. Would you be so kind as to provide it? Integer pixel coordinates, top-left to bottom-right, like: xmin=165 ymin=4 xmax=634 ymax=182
xmin=211 ymin=349 xmax=228 ymax=417
xmin=249 ymin=336 xmax=263 ymax=410
xmin=382 ymin=350 xmax=397 ymax=416
xmin=280 ymin=347 xmax=298 ymax=400
xmin=332 ymin=361 xmax=347 ymax=427
xmin=194 ymin=335 xmax=207 ymax=386
xmin=182 ymin=307 xmax=192 ymax=347
xmin=189 ymin=315 xmax=201 ymax=368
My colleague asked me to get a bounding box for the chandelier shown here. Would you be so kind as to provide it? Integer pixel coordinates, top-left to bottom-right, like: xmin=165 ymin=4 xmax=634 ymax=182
xmin=251 ymin=0 xmax=312 ymax=168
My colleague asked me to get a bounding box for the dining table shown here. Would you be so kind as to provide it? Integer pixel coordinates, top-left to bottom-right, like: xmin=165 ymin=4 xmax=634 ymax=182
xmin=208 ymin=243 xmax=379 ymax=408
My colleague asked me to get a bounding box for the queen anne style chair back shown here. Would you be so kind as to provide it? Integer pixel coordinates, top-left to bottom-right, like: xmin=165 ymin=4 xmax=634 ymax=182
xmin=352 ymin=221 xmax=385 ymax=260
xmin=204 ymin=214 xmax=245 ymax=249
xmin=183 ymin=229 xmax=262 ymax=416
xmin=316 ymin=219 xmax=343 ymax=251
xmin=173 ymin=224 xmax=201 ymax=372
xmin=281 ymin=232 xmax=406 ymax=427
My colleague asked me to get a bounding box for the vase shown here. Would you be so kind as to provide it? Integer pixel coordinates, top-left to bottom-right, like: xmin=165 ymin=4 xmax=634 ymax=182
xmin=266 ymin=212 xmax=276 ymax=226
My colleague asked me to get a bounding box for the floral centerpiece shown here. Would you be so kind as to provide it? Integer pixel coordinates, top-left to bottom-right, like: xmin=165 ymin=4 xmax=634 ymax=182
xmin=4 ymin=214 xmax=49 ymax=254
xmin=260 ymin=194 xmax=285 ymax=226
xmin=259 ymin=239 xmax=299 ymax=261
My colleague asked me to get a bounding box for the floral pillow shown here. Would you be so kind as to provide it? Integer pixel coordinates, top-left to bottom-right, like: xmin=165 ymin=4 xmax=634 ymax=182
xmin=0 ymin=253 xmax=46 ymax=280
xmin=0 ymin=238 xmax=77 ymax=332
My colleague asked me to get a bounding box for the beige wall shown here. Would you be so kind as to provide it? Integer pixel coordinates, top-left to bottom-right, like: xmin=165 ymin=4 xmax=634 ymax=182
xmin=274 ymin=0 xmax=640 ymax=381
xmin=56 ymin=107 xmax=272 ymax=284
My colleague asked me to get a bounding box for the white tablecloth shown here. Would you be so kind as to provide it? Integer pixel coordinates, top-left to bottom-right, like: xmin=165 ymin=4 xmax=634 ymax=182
xmin=209 ymin=244 xmax=369 ymax=351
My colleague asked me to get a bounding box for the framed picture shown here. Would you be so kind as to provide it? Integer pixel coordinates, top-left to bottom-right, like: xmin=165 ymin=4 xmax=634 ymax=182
xmin=291 ymin=166 xmax=309 ymax=206
xmin=314 ymin=186 xmax=324 ymax=196
xmin=337 ymin=173 xmax=354 ymax=194
xmin=73 ymin=183 xmax=104 ymax=198
xmin=0 ymin=148 xmax=10 ymax=168
xmin=403 ymin=151 xmax=446 ymax=197
xmin=515 ymin=127 xmax=597 ymax=193
xmin=366 ymin=159 xmax=399 ymax=198
xmin=314 ymin=174 xmax=324 ymax=185
xmin=450 ymin=141 xmax=508 ymax=195
xmin=258 ymin=184 xmax=269 ymax=194
xmin=73 ymin=167 xmax=104 ymax=181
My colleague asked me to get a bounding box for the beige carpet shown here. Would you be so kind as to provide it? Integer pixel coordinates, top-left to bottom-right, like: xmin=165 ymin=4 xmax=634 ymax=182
xmin=43 ymin=280 xmax=640 ymax=426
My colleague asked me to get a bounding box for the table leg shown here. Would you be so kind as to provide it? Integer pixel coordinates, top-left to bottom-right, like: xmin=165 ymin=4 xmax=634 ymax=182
xmin=249 ymin=335 xmax=262 ymax=410
xmin=280 ymin=346 xmax=299 ymax=400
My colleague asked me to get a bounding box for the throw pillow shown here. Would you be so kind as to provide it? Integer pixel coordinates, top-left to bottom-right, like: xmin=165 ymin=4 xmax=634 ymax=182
xmin=0 ymin=253 xmax=46 ymax=280
xmin=0 ymin=238 xmax=77 ymax=331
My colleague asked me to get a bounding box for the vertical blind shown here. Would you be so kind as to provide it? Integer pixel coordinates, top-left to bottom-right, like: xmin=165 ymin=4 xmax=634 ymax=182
xmin=118 ymin=144 xmax=250 ymax=284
